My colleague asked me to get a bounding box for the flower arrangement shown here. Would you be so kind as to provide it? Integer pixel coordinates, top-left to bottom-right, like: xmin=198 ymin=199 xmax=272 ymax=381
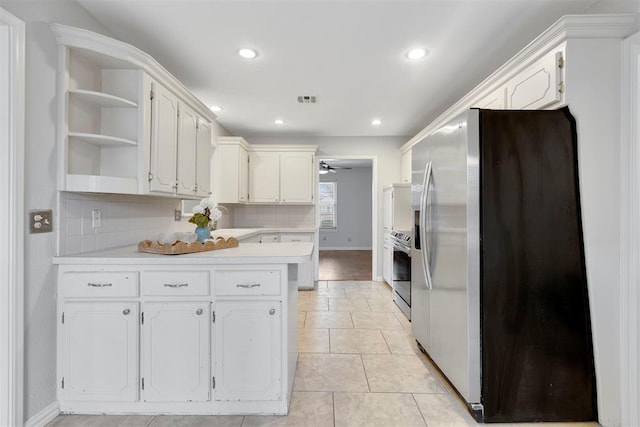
xmin=189 ymin=198 xmax=223 ymax=228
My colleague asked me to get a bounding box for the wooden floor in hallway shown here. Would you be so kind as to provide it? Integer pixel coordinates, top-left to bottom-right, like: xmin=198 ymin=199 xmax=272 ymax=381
xmin=318 ymin=250 xmax=372 ymax=281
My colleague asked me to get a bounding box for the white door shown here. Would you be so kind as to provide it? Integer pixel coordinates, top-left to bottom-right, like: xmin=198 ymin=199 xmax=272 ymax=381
xmin=215 ymin=300 xmax=281 ymax=401
xmin=195 ymin=118 xmax=212 ymax=197
xmin=61 ymin=302 xmax=139 ymax=402
xmin=176 ymin=103 xmax=198 ymax=196
xmin=149 ymin=82 xmax=178 ymax=194
xmin=280 ymin=152 xmax=314 ymax=203
xmin=142 ymin=302 xmax=210 ymax=402
xmin=249 ymin=151 xmax=279 ymax=203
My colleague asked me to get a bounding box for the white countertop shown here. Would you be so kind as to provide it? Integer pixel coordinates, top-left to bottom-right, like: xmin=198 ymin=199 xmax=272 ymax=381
xmin=210 ymin=228 xmax=316 ymax=240
xmin=53 ymin=242 xmax=314 ymax=265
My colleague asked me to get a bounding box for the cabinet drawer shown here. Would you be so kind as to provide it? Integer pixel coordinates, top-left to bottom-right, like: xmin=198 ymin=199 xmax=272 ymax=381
xmin=280 ymin=233 xmax=312 ymax=243
xmin=215 ymin=270 xmax=281 ymax=296
xmin=143 ymin=271 xmax=210 ymax=296
xmin=62 ymin=272 xmax=139 ymax=298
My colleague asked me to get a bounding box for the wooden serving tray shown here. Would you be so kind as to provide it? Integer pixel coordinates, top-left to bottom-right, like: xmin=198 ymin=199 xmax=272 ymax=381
xmin=137 ymin=236 xmax=239 ymax=255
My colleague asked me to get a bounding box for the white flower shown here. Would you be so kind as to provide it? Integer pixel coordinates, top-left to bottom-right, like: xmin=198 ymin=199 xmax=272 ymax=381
xmin=192 ymin=205 xmax=205 ymax=214
xmin=209 ymin=207 xmax=223 ymax=221
xmin=199 ymin=198 xmax=215 ymax=210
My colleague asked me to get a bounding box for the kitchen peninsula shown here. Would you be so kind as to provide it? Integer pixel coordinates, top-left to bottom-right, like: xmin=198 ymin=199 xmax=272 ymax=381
xmin=53 ymin=242 xmax=313 ymax=415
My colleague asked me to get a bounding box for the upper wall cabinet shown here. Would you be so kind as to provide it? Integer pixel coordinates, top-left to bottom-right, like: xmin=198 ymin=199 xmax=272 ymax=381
xmin=248 ymin=148 xmax=316 ymax=205
xmin=214 ymin=140 xmax=317 ymax=205
xmin=215 ymin=137 xmax=250 ymax=204
xmin=52 ymin=24 xmax=216 ymax=198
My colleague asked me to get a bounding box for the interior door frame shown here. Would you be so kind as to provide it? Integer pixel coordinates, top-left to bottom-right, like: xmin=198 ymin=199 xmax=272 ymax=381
xmin=0 ymin=7 xmax=25 ymax=427
xmin=621 ymin=30 xmax=640 ymax=427
xmin=316 ymin=155 xmax=377 ymax=281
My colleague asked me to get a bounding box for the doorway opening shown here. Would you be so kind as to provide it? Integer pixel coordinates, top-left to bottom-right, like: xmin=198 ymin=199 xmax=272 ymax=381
xmin=317 ymin=157 xmax=375 ymax=281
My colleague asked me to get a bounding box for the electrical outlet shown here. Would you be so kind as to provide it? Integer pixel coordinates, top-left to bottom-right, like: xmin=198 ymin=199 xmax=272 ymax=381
xmin=174 ymin=209 xmax=182 ymax=221
xmin=29 ymin=209 xmax=53 ymax=233
xmin=348 ymin=237 xmax=352 ymax=242
xmin=91 ymin=209 xmax=102 ymax=228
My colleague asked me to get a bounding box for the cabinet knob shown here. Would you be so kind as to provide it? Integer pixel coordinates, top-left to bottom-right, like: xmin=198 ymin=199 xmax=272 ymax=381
xmin=122 ymin=309 xmax=130 ymax=315
xmin=269 ymin=308 xmax=276 ymax=315
xmin=195 ymin=308 xmax=203 ymax=316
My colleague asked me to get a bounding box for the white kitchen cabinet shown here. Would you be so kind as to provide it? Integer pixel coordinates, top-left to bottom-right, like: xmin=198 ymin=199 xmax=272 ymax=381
xmin=214 ymin=300 xmax=282 ymax=401
xmin=149 ymin=82 xmax=180 ymax=194
xmin=280 ymin=152 xmax=315 ymax=203
xmin=52 ymin=24 xmax=216 ymax=197
xmin=249 ymin=151 xmax=281 ymax=203
xmin=149 ymin=84 xmax=212 ymax=197
xmin=142 ymin=301 xmax=210 ymax=402
xmin=176 ymin=103 xmax=199 ymax=196
xmin=57 ymin=260 xmax=300 ymax=414
xmin=383 ymin=184 xmax=411 ymax=232
xmin=382 ymin=236 xmax=393 ymax=285
xmin=475 ymin=86 xmax=506 ymax=109
xmin=249 ymin=149 xmax=316 ymax=204
xmin=280 ymin=233 xmax=315 ymax=290
xmin=195 ymin=118 xmax=213 ymax=197
xmin=60 ymin=301 xmax=139 ymax=402
xmin=215 ymin=137 xmax=250 ymax=203
xmin=506 ymin=49 xmax=564 ymax=109
xmin=260 ymin=233 xmax=280 ymax=243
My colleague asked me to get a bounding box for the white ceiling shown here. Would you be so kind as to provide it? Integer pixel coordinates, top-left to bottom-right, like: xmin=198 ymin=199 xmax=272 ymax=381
xmin=75 ymin=0 xmax=630 ymax=139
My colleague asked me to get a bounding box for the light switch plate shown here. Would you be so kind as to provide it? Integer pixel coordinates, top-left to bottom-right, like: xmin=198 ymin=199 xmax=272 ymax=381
xmin=29 ymin=209 xmax=53 ymax=233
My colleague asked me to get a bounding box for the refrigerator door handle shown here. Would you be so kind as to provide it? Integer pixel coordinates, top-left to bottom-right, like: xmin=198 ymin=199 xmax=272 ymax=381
xmin=420 ymin=161 xmax=434 ymax=290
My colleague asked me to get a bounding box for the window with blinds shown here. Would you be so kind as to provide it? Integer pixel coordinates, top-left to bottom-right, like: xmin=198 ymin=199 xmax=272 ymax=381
xmin=319 ymin=182 xmax=337 ymax=229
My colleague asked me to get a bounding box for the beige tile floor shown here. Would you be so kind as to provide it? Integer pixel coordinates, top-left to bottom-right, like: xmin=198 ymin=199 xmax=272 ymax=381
xmin=47 ymin=280 xmax=600 ymax=427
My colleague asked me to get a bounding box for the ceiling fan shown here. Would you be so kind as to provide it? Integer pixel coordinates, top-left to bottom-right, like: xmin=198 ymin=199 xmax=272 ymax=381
xmin=319 ymin=160 xmax=352 ymax=174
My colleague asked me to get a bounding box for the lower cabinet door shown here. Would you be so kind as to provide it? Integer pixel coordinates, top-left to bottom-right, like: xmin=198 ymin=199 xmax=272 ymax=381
xmin=61 ymin=302 xmax=139 ymax=402
xmin=142 ymin=301 xmax=210 ymax=402
xmin=215 ymin=300 xmax=282 ymax=401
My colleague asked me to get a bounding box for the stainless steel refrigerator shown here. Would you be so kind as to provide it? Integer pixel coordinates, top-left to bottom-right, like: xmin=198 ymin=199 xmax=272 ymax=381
xmin=411 ymin=108 xmax=596 ymax=423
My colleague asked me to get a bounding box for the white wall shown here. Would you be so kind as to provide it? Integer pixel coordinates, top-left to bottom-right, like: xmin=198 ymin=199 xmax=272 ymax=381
xmin=319 ymin=167 xmax=372 ymax=249
xmin=0 ymin=0 xmax=128 ymax=421
xmin=0 ymin=0 xmax=240 ymax=420
xmin=245 ymin=136 xmax=407 ymax=280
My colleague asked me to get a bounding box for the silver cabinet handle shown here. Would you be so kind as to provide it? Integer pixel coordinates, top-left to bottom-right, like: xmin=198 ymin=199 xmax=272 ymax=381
xmin=195 ymin=308 xmax=203 ymax=315
xmin=269 ymin=308 xmax=276 ymax=315
xmin=236 ymin=283 xmax=261 ymax=288
xmin=88 ymin=283 xmax=112 ymax=287
xmin=164 ymin=283 xmax=188 ymax=288
xmin=122 ymin=309 xmax=130 ymax=315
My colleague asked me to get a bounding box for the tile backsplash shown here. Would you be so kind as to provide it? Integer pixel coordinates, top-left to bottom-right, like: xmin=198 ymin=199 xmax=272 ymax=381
xmin=224 ymin=204 xmax=316 ymax=228
xmin=57 ymin=193 xmax=317 ymax=256
xmin=57 ymin=192 xmax=187 ymax=256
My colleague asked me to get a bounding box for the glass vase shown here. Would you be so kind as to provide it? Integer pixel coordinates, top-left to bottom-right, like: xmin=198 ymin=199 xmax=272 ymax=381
xmin=195 ymin=225 xmax=210 ymax=243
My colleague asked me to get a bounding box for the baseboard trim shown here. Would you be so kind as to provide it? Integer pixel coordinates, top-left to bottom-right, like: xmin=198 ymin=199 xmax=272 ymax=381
xmin=25 ymin=401 xmax=59 ymax=427
xmin=319 ymin=247 xmax=372 ymax=251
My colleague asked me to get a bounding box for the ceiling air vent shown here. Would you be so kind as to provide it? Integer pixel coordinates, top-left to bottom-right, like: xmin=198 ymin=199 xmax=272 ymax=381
xmin=297 ymin=95 xmax=317 ymax=104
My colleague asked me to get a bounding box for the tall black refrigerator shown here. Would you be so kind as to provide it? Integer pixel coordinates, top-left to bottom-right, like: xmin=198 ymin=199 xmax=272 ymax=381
xmin=410 ymin=107 xmax=597 ymax=422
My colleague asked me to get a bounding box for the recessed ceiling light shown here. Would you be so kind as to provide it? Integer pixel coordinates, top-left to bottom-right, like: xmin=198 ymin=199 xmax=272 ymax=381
xmin=406 ymin=48 xmax=428 ymax=60
xmin=371 ymin=119 xmax=382 ymax=126
xmin=209 ymin=105 xmax=223 ymax=112
xmin=238 ymin=48 xmax=258 ymax=59
xmin=274 ymin=119 xmax=285 ymax=125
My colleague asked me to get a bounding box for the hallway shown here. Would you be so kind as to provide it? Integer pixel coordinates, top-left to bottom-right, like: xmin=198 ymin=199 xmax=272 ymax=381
xmin=318 ymin=250 xmax=372 ymax=281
